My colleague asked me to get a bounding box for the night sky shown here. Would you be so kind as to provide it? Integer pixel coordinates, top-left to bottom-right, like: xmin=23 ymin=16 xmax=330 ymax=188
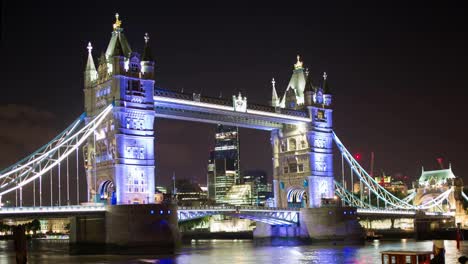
xmin=1 ymin=2 xmax=467 ymax=197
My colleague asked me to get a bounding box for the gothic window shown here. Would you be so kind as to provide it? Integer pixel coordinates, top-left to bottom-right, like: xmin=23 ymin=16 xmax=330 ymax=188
xmin=283 ymin=167 xmax=289 ymax=174
xmin=131 ymin=63 xmax=139 ymax=72
xmin=126 ymin=118 xmax=130 ymax=129
xmin=126 ymin=169 xmax=147 ymax=193
xmin=298 ymin=164 xmax=304 ymax=172
xmin=127 ymin=80 xmax=142 ymax=92
xmin=139 ymin=148 xmax=144 ymax=159
xmin=316 ymin=110 xmax=326 ymax=121
xmin=289 ymin=163 xmax=298 ymax=173
xmin=288 ymin=138 xmax=297 ymax=151
xmin=139 ymin=120 xmax=144 ymax=130
xmin=280 ymin=141 xmax=286 ymax=152
xmin=132 ymin=119 xmax=136 ymax=129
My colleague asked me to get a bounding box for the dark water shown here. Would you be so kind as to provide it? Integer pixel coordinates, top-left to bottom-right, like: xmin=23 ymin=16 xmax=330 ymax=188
xmin=1 ymin=239 xmax=468 ymax=263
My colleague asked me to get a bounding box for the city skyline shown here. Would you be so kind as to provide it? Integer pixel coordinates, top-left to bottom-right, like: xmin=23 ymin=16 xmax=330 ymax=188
xmin=1 ymin=2 xmax=467 ymax=189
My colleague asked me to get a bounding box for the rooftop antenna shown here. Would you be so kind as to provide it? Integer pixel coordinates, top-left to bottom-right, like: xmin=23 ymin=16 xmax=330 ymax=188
xmin=436 ymin=157 xmax=444 ymax=169
xmin=172 ymin=171 xmax=176 ymax=195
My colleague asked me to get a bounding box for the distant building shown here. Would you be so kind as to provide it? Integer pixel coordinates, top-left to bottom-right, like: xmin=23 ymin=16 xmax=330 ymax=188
xmin=414 ymin=166 xmax=458 ymax=213
xmin=39 ymin=218 xmax=69 ymax=234
xmin=155 ymin=185 xmax=168 ymax=194
xmin=175 ymin=179 xmax=208 ymax=206
xmin=242 ymin=170 xmax=273 ymax=206
xmin=223 ymin=185 xmax=252 ymax=205
xmin=375 ymin=175 xmax=408 ymax=195
xmin=2 ymin=218 xmax=69 ymax=234
xmin=207 ymin=125 xmax=240 ymax=204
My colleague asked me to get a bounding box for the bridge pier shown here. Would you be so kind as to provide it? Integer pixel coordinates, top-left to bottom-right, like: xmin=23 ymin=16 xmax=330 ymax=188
xmin=414 ymin=212 xmax=455 ymax=240
xmin=70 ymin=204 xmax=179 ymax=254
xmin=252 ymin=207 xmax=364 ymax=242
xmin=299 ymin=207 xmax=364 ymax=242
xmin=253 ymin=222 xmax=306 ymax=239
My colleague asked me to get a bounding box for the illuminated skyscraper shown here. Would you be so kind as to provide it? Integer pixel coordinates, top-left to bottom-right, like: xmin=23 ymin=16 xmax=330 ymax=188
xmin=207 ymin=125 xmax=240 ymax=204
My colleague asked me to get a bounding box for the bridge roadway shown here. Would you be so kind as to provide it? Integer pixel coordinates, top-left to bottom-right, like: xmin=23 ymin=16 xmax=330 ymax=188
xmin=0 ymin=205 xmax=454 ymax=223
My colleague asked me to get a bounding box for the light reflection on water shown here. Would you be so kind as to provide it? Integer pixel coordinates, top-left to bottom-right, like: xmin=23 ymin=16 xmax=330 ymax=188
xmin=0 ymin=239 xmax=467 ymax=263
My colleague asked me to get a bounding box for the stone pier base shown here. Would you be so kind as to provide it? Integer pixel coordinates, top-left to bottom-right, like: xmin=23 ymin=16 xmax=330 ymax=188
xmin=69 ymin=204 xmax=179 ymax=254
xmin=253 ymin=222 xmax=307 ymax=238
xmin=300 ymin=207 xmax=364 ymax=242
xmin=253 ymin=207 xmax=364 ymax=243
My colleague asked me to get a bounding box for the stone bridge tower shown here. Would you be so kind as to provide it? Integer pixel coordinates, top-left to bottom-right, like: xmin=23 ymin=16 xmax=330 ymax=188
xmin=83 ymin=14 xmax=156 ymax=205
xmin=271 ymin=57 xmax=334 ymax=208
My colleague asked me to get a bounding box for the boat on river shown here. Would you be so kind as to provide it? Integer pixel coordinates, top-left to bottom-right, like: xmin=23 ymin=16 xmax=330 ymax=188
xmin=380 ymin=250 xmax=432 ymax=264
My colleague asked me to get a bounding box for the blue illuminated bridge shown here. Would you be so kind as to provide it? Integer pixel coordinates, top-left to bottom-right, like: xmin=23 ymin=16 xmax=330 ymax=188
xmin=0 ymin=204 xmax=454 ymax=226
xmin=2 ymin=15 xmax=466 ymax=250
xmin=0 ymin=97 xmax=463 ymax=224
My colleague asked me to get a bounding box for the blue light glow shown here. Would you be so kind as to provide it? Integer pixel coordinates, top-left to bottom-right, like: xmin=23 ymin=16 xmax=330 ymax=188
xmin=150 ymin=210 xmax=154 ymax=215
xmin=160 ymin=210 xmax=164 ymax=215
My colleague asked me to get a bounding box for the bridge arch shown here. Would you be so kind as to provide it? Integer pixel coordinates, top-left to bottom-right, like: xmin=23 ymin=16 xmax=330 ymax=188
xmin=287 ymin=188 xmax=307 ymax=208
xmin=99 ymin=180 xmax=116 ymax=205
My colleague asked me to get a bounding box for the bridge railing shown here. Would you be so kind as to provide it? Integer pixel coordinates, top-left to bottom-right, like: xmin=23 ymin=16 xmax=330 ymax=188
xmin=177 ymin=205 xmax=299 ymax=212
xmin=0 ymin=204 xmax=106 ymax=215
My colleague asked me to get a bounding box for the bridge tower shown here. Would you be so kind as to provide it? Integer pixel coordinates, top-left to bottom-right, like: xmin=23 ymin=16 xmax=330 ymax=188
xmin=83 ymin=14 xmax=156 ymax=205
xmin=271 ymin=57 xmax=334 ymax=208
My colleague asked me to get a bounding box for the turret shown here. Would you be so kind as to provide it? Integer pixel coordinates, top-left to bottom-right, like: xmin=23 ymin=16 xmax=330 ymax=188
xmin=105 ymin=13 xmax=132 ymax=76
xmin=141 ymin=33 xmax=155 ymax=79
xmin=322 ymin=72 xmax=332 ymax=106
xmin=269 ymin=78 xmax=279 ymax=107
xmin=279 ymin=55 xmax=307 ymax=108
xmin=84 ymin=42 xmax=97 ymax=88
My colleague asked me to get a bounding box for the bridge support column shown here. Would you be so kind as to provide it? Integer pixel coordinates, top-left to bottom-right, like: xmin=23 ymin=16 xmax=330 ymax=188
xmin=70 ymin=204 xmax=180 ymax=254
xmin=299 ymin=207 xmax=364 ymax=242
xmin=253 ymin=222 xmax=306 ymax=239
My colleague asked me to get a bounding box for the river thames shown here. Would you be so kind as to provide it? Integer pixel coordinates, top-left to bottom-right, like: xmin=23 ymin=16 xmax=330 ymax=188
xmin=1 ymin=239 xmax=467 ymax=263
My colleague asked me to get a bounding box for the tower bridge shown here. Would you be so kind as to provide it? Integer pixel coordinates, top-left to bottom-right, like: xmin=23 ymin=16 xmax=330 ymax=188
xmin=1 ymin=14 xmax=466 ymax=251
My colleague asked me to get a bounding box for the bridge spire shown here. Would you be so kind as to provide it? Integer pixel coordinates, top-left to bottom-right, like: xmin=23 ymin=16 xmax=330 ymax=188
xmin=322 ymin=72 xmax=331 ymax=94
xmin=84 ymin=42 xmax=97 ymax=85
xmin=113 ymin=13 xmax=122 ymax=32
xmin=142 ymin=33 xmax=153 ymax=62
xmin=105 ymin=13 xmax=132 ymax=59
xmin=270 ymin=78 xmax=279 ymax=107
xmin=294 ymin=55 xmax=303 ymax=70
xmin=279 ymin=54 xmax=307 ymax=108
xmin=141 ymin=33 xmax=155 ymax=79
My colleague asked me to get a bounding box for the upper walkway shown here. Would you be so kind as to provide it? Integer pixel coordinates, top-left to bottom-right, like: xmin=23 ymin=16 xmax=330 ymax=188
xmin=153 ymin=89 xmax=311 ymax=130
